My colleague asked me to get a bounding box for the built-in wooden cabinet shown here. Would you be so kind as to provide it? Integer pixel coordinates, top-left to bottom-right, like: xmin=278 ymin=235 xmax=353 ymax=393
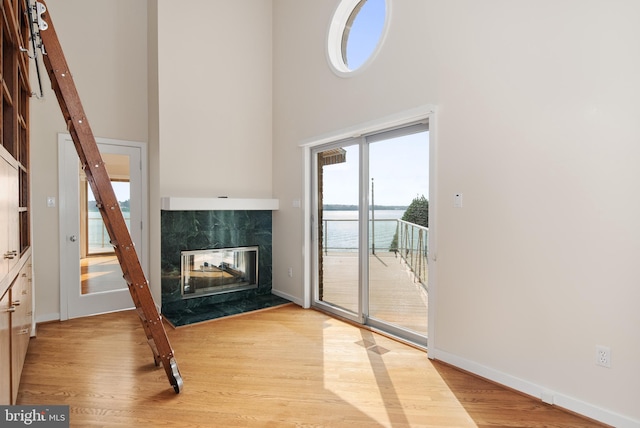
xmin=2 ymin=0 xmax=31 ymax=256
xmin=1 ymin=0 xmax=33 ymax=405
xmin=0 ymin=255 xmax=31 ymax=405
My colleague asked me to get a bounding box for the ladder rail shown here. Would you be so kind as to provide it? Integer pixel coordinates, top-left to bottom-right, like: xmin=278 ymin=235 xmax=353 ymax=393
xmin=32 ymin=0 xmax=183 ymax=393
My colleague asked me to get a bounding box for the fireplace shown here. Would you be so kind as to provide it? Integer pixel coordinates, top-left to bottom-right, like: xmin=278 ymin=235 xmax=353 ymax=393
xmin=181 ymin=246 xmax=258 ymax=298
xmin=160 ymin=204 xmax=290 ymax=327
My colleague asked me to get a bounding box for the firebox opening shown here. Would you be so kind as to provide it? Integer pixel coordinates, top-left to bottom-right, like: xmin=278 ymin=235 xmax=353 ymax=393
xmin=181 ymin=246 xmax=259 ymax=299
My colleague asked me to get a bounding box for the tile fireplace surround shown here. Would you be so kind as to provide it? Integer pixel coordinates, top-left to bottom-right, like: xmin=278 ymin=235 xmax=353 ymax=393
xmin=160 ymin=198 xmax=289 ymax=327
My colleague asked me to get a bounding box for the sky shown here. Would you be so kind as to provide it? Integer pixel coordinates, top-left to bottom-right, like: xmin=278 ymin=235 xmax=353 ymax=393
xmin=323 ymin=132 xmax=429 ymax=206
xmin=88 ymin=181 xmax=130 ymax=204
xmin=344 ymin=0 xmax=387 ymax=70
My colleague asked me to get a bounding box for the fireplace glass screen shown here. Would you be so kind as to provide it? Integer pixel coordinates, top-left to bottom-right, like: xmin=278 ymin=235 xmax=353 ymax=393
xmin=181 ymin=246 xmax=258 ymax=298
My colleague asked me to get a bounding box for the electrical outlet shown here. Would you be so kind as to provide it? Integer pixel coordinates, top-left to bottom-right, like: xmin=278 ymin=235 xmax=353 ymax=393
xmin=288 ymin=267 xmax=293 ymax=278
xmin=595 ymin=345 xmax=611 ymax=368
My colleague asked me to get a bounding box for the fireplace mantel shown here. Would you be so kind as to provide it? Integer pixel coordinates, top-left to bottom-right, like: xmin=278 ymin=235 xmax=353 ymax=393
xmin=161 ymin=197 xmax=279 ymax=211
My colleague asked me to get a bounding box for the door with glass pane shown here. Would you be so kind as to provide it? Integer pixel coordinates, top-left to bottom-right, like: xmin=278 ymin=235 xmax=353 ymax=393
xmin=80 ymin=154 xmax=132 ymax=295
xmin=59 ymin=135 xmax=146 ymax=319
xmin=312 ymin=125 xmax=429 ymax=345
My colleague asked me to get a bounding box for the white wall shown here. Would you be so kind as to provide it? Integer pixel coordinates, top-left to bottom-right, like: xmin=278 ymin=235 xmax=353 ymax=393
xmin=30 ymin=0 xmax=149 ymax=320
xmin=28 ymin=0 xmax=639 ymax=424
xmin=147 ymin=0 xmax=161 ymax=303
xmin=272 ymin=0 xmax=640 ymax=425
xmin=156 ymin=0 xmax=273 ymax=199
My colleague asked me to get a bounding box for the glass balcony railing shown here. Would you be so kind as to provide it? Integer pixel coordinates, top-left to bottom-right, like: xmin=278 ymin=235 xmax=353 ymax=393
xmin=395 ymin=219 xmax=428 ymax=286
xmin=321 ymin=217 xmax=428 ymax=285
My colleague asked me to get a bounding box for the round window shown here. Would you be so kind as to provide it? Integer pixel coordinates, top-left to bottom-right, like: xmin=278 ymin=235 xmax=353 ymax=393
xmin=327 ymin=0 xmax=389 ymax=76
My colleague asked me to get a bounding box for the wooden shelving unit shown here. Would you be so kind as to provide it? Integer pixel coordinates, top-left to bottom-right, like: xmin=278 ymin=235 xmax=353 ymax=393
xmin=2 ymin=0 xmax=30 ymax=256
xmin=1 ymin=0 xmax=33 ymax=405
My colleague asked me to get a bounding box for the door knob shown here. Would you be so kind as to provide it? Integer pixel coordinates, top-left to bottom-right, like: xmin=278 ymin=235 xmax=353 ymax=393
xmin=69 ymin=235 xmax=77 ymax=242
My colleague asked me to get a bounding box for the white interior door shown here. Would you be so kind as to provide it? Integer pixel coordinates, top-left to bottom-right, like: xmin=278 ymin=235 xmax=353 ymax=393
xmin=58 ymin=134 xmax=147 ymax=319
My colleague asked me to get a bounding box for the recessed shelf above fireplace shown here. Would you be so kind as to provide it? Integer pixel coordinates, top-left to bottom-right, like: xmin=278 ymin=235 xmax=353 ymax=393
xmin=161 ymin=197 xmax=279 ymax=211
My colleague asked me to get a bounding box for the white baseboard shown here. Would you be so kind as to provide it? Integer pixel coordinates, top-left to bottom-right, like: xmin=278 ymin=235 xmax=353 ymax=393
xmin=36 ymin=313 xmax=60 ymax=324
xmin=271 ymin=289 xmax=303 ymax=306
xmin=430 ymin=348 xmax=639 ymax=428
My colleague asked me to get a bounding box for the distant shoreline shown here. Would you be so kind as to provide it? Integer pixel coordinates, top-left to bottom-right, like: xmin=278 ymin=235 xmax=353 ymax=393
xmin=323 ymin=204 xmax=407 ymax=211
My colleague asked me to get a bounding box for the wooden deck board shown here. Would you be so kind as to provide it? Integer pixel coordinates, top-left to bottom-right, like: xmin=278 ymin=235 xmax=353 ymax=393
xmin=322 ymin=251 xmax=428 ymax=334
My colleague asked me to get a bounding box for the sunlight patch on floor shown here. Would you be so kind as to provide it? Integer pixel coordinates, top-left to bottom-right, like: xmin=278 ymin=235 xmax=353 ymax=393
xmin=322 ymin=319 xmax=392 ymax=426
xmin=321 ymin=316 xmax=476 ymax=427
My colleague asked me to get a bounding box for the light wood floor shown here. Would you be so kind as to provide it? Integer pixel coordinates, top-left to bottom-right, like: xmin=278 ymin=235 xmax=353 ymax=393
xmin=17 ymin=305 xmax=606 ymax=427
xmin=81 ymin=254 xmax=125 ymax=294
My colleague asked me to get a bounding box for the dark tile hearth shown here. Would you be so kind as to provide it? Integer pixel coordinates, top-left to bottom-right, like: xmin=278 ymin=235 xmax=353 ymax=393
xmin=162 ymin=293 xmax=290 ymax=327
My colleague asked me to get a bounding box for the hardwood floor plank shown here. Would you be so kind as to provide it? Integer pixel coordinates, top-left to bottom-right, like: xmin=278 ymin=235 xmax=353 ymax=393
xmin=17 ymin=305 xmax=606 ymax=427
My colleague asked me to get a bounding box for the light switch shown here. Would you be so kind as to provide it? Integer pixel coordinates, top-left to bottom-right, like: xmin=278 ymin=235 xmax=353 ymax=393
xmin=454 ymin=193 xmax=463 ymax=208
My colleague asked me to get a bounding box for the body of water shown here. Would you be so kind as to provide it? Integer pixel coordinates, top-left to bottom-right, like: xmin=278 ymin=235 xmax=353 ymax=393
xmin=88 ymin=211 xmax=130 ymax=253
xmin=322 ymin=209 xmax=404 ymax=252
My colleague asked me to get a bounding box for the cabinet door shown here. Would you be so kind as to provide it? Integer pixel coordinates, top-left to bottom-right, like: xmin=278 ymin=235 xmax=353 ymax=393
xmin=0 ymin=157 xmax=18 ymax=278
xmin=7 ymin=162 xmax=18 ymax=272
xmin=0 ymin=290 xmax=11 ymax=404
xmin=0 ymin=158 xmax=8 ymax=280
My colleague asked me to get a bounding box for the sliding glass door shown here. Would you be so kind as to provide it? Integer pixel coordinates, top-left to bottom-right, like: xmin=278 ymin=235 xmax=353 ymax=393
xmin=312 ymin=123 xmax=430 ymax=345
xmin=314 ymin=143 xmax=363 ymax=322
xmin=366 ymin=131 xmax=429 ymax=344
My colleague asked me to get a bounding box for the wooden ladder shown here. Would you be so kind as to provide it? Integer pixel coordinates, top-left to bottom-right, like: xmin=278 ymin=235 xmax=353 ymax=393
xmin=30 ymin=0 xmax=183 ymax=393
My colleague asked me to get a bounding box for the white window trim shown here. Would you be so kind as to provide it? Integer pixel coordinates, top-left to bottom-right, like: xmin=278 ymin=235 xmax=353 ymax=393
xmin=326 ymin=0 xmax=392 ymax=77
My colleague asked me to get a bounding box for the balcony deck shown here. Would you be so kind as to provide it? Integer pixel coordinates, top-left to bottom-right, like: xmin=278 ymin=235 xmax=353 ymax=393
xmin=322 ymin=250 xmax=428 ymax=335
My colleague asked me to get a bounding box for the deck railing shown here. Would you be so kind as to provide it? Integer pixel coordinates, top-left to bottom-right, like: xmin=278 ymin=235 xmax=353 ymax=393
xmin=322 ymin=218 xmax=428 ymax=285
xmin=395 ymin=219 xmax=428 ymax=285
xmin=88 ymin=214 xmax=130 ymax=253
xmin=321 ymin=218 xmax=398 ymax=253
